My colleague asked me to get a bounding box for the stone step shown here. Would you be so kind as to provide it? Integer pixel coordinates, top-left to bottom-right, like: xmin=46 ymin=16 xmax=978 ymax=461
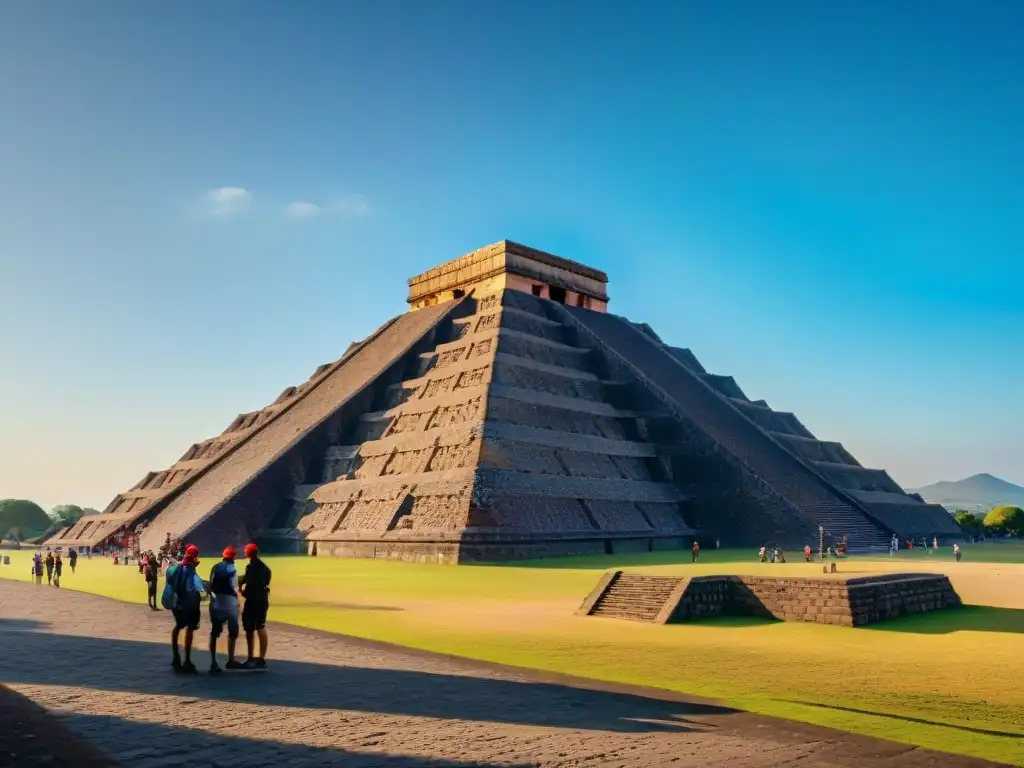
xmin=588 ymin=573 xmax=681 ymax=621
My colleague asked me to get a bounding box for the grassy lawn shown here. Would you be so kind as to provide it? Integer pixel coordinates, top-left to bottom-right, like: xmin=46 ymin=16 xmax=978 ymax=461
xmin=3 ymin=542 xmax=1023 ymax=765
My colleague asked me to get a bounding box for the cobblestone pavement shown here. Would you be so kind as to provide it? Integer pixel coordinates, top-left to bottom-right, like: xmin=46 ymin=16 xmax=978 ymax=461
xmin=0 ymin=581 xmax=1002 ymax=767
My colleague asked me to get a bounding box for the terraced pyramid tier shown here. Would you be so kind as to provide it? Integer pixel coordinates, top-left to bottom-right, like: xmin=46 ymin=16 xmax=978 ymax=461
xmin=291 ymin=289 xmax=697 ymax=562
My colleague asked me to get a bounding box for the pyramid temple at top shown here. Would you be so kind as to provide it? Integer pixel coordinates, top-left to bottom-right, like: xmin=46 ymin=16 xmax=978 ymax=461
xmin=49 ymin=240 xmax=959 ymax=561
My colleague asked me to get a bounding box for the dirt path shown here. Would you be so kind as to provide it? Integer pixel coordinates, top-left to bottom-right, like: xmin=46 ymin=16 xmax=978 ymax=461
xmin=0 ymin=580 xmax=1002 ymax=767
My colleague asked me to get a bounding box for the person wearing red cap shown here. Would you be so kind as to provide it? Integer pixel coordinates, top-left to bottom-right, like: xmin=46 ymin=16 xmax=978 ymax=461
xmin=239 ymin=543 xmax=272 ymax=671
xmin=166 ymin=544 xmax=207 ymax=674
xmin=207 ymin=546 xmax=243 ymax=674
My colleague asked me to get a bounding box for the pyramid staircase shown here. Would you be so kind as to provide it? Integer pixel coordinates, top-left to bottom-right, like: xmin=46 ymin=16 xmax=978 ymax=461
xmin=586 ymin=572 xmax=681 ymax=622
xmin=294 ymin=288 xmax=697 ymax=562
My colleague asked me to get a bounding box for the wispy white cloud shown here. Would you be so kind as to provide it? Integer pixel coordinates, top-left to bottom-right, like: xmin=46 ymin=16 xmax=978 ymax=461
xmin=203 ymin=187 xmax=251 ymax=217
xmin=331 ymin=193 xmax=370 ymax=217
xmin=284 ymin=201 xmax=322 ymax=219
xmin=283 ymin=193 xmax=371 ymax=220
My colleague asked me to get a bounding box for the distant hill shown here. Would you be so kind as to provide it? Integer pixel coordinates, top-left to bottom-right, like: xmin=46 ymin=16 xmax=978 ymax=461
xmin=909 ymin=474 xmax=1024 ymax=513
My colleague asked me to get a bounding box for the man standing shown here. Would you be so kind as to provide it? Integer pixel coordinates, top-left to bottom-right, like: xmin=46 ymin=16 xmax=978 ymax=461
xmin=53 ymin=553 xmax=62 ymax=588
xmin=691 ymin=540 xmax=700 ymax=563
xmin=239 ymin=543 xmax=272 ymax=671
xmin=68 ymin=548 xmax=77 ymax=574
xmin=208 ymin=547 xmax=245 ymax=674
xmin=168 ymin=544 xmax=207 ymax=674
xmin=44 ymin=551 xmax=54 ymax=585
xmin=145 ymin=553 xmax=160 ymax=610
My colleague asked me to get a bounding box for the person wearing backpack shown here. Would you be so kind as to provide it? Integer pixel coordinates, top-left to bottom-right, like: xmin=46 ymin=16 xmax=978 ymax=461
xmin=207 ymin=547 xmax=245 ymax=674
xmin=166 ymin=545 xmax=208 ymax=674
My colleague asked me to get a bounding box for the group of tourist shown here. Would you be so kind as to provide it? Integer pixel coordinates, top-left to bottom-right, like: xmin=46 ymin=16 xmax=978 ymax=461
xmin=31 ymin=548 xmax=77 ymax=587
xmin=161 ymin=542 xmax=273 ymax=675
xmin=759 ymin=546 xmax=787 ymax=563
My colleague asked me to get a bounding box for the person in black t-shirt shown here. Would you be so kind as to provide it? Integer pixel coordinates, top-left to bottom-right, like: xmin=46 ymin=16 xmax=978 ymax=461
xmin=145 ymin=553 xmax=160 ymax=610
xmin=239 ymin=543 xmax=272 ymax=671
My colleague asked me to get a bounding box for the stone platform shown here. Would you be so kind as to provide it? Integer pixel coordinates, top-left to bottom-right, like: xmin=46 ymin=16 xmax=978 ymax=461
xmin=579 ymin=572 xmax=963 ymax=627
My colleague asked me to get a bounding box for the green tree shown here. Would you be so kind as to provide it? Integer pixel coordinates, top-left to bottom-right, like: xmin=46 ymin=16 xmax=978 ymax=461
xmin=983 ymin=505 xmax=1024 ymax=537
xmin=0 ymin=499 xmax=50 ymax=540
xmin=50 ymin=504 xmax=86 ymax=525
xmin=953 ymin=509 xmax=985 ymax=537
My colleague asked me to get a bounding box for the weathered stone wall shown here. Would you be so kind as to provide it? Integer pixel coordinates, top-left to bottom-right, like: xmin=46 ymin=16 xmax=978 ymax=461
xmin=667 ymin=576 xmax=734 ymax=621
xmin=845 ymin=574 xmax=962 ymax=625
xmin=584 ymin=572 xmax=962 ymax=627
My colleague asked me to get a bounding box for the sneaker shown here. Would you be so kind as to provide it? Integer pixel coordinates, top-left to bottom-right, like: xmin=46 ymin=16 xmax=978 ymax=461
xmin=171 ymin=658 xmax=182 ymax=670
xmin=242 ymin=659 xmax=267 ymax=672
xmin=180 ymin=661 xmax=199 ymax=675
xmin=225 ymin=660 xmax=245 ymax=671
xmin=209 ymin=664 xmax=222 ymax=675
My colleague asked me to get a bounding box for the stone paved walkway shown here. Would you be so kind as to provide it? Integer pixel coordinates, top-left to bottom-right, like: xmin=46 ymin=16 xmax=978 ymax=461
xmin=0 ymin=581 xmax=1003 ymax=767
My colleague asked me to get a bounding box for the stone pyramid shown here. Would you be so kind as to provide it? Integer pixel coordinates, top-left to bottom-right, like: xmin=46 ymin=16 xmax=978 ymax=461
xmin=49 ymin=240 xmax=959 ymax=561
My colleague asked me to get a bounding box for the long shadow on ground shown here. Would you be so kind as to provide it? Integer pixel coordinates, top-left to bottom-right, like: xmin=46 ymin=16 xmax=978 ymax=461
xmin=0 ymin=618 xmax=725 ymax=734
xmin=862 ymin=606 xmax=1024 ymax=635
xmin=46 ymin=711 xmax=538 ymax=767
xmin=783 ymin=700 xmax=1024 ymax=740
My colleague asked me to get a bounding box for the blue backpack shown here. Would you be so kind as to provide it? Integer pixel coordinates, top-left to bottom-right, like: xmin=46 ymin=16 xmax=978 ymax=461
xmin=161 ymin=563 xmax=201 ymax=611
xmin=160 ymin=563 xmax=180 ymax=610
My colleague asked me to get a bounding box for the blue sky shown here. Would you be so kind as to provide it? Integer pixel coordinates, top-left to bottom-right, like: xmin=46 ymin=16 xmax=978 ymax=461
xmin=1 ymin=1 xmax=1021 ymax=511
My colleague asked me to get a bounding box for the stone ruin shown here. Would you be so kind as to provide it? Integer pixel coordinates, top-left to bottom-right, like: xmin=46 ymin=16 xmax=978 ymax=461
xmin=47 ymin=240 xmax=960 ymax=562
xmin=578 ymin=570 xmax=963 ymax=626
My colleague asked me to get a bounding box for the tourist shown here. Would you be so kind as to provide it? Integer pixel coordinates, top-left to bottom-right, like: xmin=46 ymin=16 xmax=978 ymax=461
xmin=53 ymin=553 xmax=62 ymax=588
xmin=31 ymin=553 xmax=43 ymax=585
xmin=804 ymin=544 xmax=812 ymax=562
xmin=239 ymin=543 xmax=272 ymax=671
xmin=953 ymin=543 xmax=962 ymax=562
xmin=691 ymin=540 xmax=700 ymax=562
xmin=208 ymin=547 xmax=245 ymax=674
xmin=68 ymin=549 xmax=77 ymax=573
xmin=44 ymin=551 xmax=54 ymax=585
xmin=167 ymin=544 xmax=207 ymax=674
xmin=145 ymin=553 xmax=160 ymax=610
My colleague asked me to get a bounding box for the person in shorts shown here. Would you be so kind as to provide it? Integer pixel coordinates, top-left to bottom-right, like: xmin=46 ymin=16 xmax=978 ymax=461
xmin=207 ymin=546 xmax=244 ymax=674
xmin=169 ymin=545 xmax=207 ymax=674
xmin=239 ymin=543 xmax=272 ymax=671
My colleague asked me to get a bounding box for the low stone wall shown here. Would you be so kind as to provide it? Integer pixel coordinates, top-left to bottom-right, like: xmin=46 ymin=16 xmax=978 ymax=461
xmin=732 ymin=576 xmax=856 ymax=625
xmin=846 ymin=574 xmax=962 ymax=626
xmin=667 ymin=576 xmax=734 ymax=621
xmin=583 ymin=572 xmax=962 ymax=627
